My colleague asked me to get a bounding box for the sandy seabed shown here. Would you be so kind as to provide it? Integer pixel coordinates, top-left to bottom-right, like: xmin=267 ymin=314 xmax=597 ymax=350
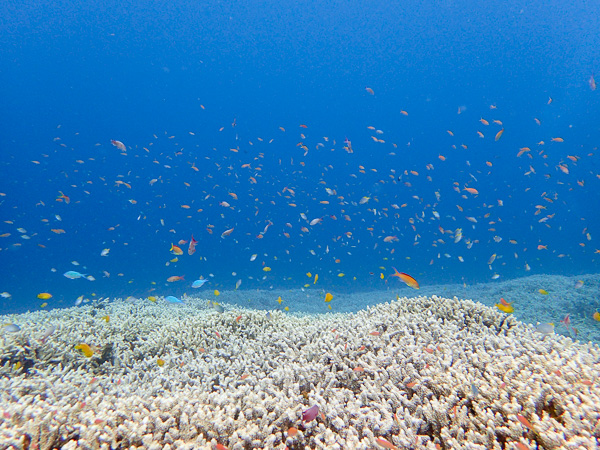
xmin=0 ymin=291 xmax=599 ymax=449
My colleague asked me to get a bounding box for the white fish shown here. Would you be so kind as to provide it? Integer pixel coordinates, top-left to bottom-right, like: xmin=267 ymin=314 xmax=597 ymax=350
xmin=250 ymin=254 xmax=257 ymax=261
xmin=535 ymin=323 xmax=555 ymax=336
xmin=71 ymin=261 xmax=80 ymax=266
xmin=235 ymin=279 xmax=242 ymax=290
xmin=0 ymin=292 xmax=11 ymax=298
xmin=359 ymin=196 xmax=370 ymax=205
xmin=491 ymin=274 xmax=500 ymax=280
xmin=309 ymin=218 xmax=322 ymax=226
xmin=55 ymin=215 xmax=62 ymax=221
xmin=487 ymin=254 xmax=497 ymax=265
xmin=75 ymin=296 xmax=84 ymax=306
xmin=100 ymin=248 xmax=110 ymax=257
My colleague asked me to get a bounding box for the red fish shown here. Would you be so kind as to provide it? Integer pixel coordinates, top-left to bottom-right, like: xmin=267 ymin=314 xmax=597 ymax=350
xmin=559 ymin=314 xmax=570 ymax=330
xmin=188 ymin=234 xmax=198 ymax=255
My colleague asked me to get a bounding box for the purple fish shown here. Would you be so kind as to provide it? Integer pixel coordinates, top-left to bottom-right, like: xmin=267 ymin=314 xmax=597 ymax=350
xmin=302 ymin=405 xmax=319 ymax=422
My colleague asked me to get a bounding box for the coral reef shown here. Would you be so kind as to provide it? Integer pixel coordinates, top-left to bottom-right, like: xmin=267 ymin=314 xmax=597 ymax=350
xmin=0 ymin=295 xmax=598 ymax=449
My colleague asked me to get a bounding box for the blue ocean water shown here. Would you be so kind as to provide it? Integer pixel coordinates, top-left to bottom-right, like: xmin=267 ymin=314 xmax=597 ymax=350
xmin=1 ymin=0 xmax=599 ymax=315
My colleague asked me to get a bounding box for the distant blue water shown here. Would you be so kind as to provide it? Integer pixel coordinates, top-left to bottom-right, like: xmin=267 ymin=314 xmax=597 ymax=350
xmin=1 ymin=0 xmax=599 ymax=314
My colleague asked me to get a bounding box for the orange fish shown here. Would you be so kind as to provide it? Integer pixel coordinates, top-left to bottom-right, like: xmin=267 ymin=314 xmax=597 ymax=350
xmin=375 ymin=437 xmax=398 ymax=449
xmin=365 ymin=87 xmax=375 ymax=95
xmin=551 ymin=137 xmax=564 ymax=142
xmin=170 ymin=243 xmax=183 ymax=255
xmin=589 ymin=75 xmax=596 ymax=91
xmin=390 ymin=267 xmax=419 ymax=289
xmin=495 ymin=129 xmax=504 ymax=141
xmin=167 ymin=276 xmax=184 ymax=282
xmin=516 ymin=414 xmax=532 ymax=430
xmin=56 ymin=191 xmax=70 ymax=204
xmin=464 ymin=187 xmax=479 ymax=195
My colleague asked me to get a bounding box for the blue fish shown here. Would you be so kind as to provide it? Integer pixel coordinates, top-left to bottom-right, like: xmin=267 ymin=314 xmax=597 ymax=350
xmin=64 ymin=271 xmax=86 ymax=279
xmin=165 ymin=295 xmax=183 ymax=304
xmin=192 ymin=279 xmax=208 ymax=288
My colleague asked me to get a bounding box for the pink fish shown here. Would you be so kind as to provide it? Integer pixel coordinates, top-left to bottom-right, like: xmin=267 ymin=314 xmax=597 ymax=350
xmin=188 ymin=234 xmax=198 ymax=255
xmin=560 ymin=314 xmax=570 ymax=330
xmin=302 ymin=405 xmax=319 ymax=422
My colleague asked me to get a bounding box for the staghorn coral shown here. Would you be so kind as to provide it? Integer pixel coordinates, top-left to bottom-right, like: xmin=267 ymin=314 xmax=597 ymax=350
xmin=0 ymin=294 xmax=598 ymax=449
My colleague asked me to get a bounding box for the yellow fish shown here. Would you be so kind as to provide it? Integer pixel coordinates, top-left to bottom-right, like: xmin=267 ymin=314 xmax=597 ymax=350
xmin=277 ymin=296 xmax=283 ymax=304
xmin=101 ymin=315 xmax=110 ymax=323
xmin=538 ymin=289 xmax=549 ymax=295
xmin=74 ymin=343 xmax=94 ymax=358
xmin=157 ymin=358 xmax=165 ymax=367
xmin=314 ymin=274 xmax=318 ymax=284
xmin=37 ymin=292 xmax=52 ymax=300
xmin=284 ymin=306 xmax=289 ymax=311
xmin=147 ymin=296 xmax=157 ymax=302
xmin=325 ymin=292 xmax=333 ymax=302
xmin=306 ymin=272 xmax=312 ymax=278
xmin=593 ymin=312 xmax=600 ymax=322
xmin=495 ymin=303 xmax=514 ymax=313
xmin=40 ymin=302 xmax=48 ymax=308
xmin=263 ymin=267 xmax=271 ymax=272
xmin=214 ymin=290 xmax=220 ymax=296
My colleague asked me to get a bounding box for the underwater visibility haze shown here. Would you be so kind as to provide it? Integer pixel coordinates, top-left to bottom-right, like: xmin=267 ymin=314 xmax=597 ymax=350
xmin=1 ymin=0 xmax=599 ymax=329
xmin=2 ymin=1 xmax=600 ymax=449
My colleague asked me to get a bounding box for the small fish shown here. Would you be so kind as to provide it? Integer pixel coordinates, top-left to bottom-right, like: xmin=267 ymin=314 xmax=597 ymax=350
xmin=538 ymin=289 xmax=549 ymax=295
xmin=39 ymin=324 xmax=57 ymax=343
xmin=170 ymin=243 xmax=184 ymax=255
xmin=157 ymin=358 xmax=165 ymax=367
xmin=535 ymin=323 xmax=555 ymax=336
xmin=574 ymin=280 xmax=584 ymax=289
xmin=324 ymin=292 xmax=333 ymax=302
xmin=192 ymin=279 xmax=208 ymax=288
xmin=188 ymin=234 xmax=198 ymax=255
xmin=100 ymin=248 xmax=110 ymax=257
xmin=593 ymin=312 xmax=600 ymax=322
xmin=250 ymin=254 xmax=257 ymax=261
xmin=235 ymin=279 xmax=242 ymax=290
xmin=165 ymin=295 xmax=183 ymax=304
xmin=302 ymin=405 xmax=320 ymax=422
xmin=37 ymin=292 xmax=52 ymax=300
xmin=167 ymin=276 xmax=184 ymax=282
xmin=2 ymin=323 xmax=21 ymax=333
xmin=110 ymin=139 xmax=127 ymax=151
xmin=211 ymin=302 xmax=224 ymax=313
xmin=147 ymin=296 xmax=157 ymax=302
xmin=101 ymin=315 xmax=110 ymax=323
xmin=64 ymin=271 xmax=86 ymax=279
xmin=263 ymin=267 xmax=271 ymax=272
xmin=495 ymin=302 xmax=514 ymax=313
xmin=74 ymin=343 xmax=94 ymax=358
xmin=390 ymin=267 xmax=419 ymax=289
xmin=265 ymin=311 xmax=273 ymax=320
